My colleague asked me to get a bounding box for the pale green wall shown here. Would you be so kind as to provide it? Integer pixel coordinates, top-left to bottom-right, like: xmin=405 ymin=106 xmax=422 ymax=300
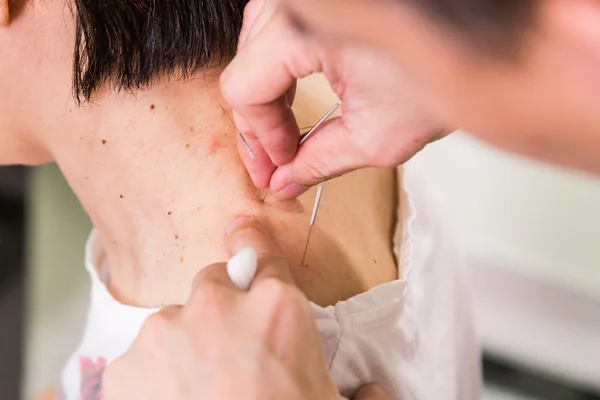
xmin=23 ymin=164 xmax=91 ymax=398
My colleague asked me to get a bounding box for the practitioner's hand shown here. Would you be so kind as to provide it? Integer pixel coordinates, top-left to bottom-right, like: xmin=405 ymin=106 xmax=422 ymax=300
xmin=221 ymin=0 xmax=451 ymax=200
xmin=102 ymin=217 xmax=390 ymax=400
xmin=350 ymin=384 xmax=392 ymax=400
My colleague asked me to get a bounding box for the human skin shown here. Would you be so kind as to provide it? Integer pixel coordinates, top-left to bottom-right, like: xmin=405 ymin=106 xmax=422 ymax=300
xmin=221 ymin=0 xmax=600 ymax=199
xmin=0 ymin=0 xmax=398 ymax=308
xmin=2 ymin=1 xmax=395 ymax=399
xmin=103 ymin=218 xmax=390 ymax=400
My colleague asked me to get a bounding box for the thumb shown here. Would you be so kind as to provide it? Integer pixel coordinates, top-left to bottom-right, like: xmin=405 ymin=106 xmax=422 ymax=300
xmin=352 ymin=385 xmax=391 ymax=400
xmin=270 ymin=117 xmax=367 ymax=200
xmin=225 ymin=216 xmax=295 ymax=285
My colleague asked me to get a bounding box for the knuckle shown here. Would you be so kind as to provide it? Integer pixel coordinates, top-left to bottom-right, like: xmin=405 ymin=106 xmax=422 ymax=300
xmin=187 ymin=279 xmax=230 ymax=323
xmin=284 ymin=36 xmax=321 ymax=77
xmin=219 ymin=70 xmax=243 ymax=107
xmin=191 ymin=263 xmax=223 ymax=292
xmin=231 ymin=222 xmax=263 ymax=243
xmin=230 ymin=227 xmax=279 ymax=259
xmin=190 ymin=268 xmax=207 ymax=293
xmin=301 ymin=157 xmax=333 ymax=182
xmin=192 ymin=279 xmax=223 ymax=308
xmin=258 ymin=278 xmax=301 ymax=311
xmin=182 ymin=285 xmax=233 ymax=338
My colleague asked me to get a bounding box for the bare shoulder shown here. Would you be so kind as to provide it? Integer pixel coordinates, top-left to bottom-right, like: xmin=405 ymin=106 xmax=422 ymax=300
xmin=30 ymin=388 xmax=56 ymax=400
xmin=287 ymin=76 xmax=399 ymax=307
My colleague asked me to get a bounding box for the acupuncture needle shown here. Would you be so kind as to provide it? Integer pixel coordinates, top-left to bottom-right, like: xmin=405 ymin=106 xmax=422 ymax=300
xmin=299 ymin=103 xmax=339 ymax=146
xmin=261 ymin=103 xmax=340 ymax=201
xmin=237 ymin=128 xmax=314 ymax=163
xmin=237 ymin=132 xmax=256 ymax=160
xmin=301 ymin=184 xmax=323 ymax=266
xmin=222 ymin=108 xmax=257 ymax=161
xmin=236 ymin=127 xmax=318 ymax=160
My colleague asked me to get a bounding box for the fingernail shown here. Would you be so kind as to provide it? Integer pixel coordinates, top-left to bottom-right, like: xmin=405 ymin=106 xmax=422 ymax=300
xmin=274 ymin=183 xmax=310 ymax=200
xmin=226 ymin=216 xmax=254 ymax=236
xmin=227 ymin=247 xmax=258 ymax=291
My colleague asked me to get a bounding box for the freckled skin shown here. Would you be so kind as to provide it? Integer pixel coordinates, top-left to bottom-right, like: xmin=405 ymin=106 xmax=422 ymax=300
xmin=50 ymin=76 xmax=398 ymax=310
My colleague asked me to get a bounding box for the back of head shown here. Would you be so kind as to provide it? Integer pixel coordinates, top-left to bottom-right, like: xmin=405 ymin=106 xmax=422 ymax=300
xmin=73 ymin=0 xmax=249 ymax=102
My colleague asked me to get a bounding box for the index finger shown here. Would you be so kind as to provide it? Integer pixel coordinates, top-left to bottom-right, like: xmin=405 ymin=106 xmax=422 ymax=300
xmin=237 ymin=0 xmax=275 ymax=50
xmin=225 ymin=216 xmax=295 ymax=285
xmin=220 ymin=6 xmax=315 ymax=167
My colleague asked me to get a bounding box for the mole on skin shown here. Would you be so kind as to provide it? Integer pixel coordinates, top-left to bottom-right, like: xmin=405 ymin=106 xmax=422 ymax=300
xmin=150 ymin=104 xmax=155 ymax=111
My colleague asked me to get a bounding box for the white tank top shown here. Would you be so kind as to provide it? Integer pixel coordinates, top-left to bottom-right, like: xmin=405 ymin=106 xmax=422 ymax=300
xmin=58 ymin=158 xmax=481 ymax=400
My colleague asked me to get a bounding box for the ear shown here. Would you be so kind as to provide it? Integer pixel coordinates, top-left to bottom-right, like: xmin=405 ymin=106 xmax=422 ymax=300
xmin=0 ymin=0 xmax=9 ymax=27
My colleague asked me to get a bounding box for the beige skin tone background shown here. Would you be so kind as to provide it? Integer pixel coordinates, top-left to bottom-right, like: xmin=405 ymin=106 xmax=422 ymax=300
xmin=0 ymin=2 xmax=398 ymax=398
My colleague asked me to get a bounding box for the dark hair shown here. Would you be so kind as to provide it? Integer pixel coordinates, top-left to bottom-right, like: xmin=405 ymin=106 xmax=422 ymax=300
xmin=73 ymin=0 xmax=248 ymax=102
xmin=408 ymin=0 xmax=536 ymax=52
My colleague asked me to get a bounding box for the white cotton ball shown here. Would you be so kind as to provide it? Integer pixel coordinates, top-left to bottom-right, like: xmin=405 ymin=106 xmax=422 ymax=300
xmin=227 ymin=247 xmax=258 ymax=291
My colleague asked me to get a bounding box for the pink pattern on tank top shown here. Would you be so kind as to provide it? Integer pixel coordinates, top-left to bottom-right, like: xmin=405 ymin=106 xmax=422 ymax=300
xmin=79 ymin=356 xmax=107 ymax=400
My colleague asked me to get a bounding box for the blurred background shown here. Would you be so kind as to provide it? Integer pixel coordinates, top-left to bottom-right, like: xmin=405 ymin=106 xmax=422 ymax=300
xmin=0 ymin=132 xmax=598 ymax=399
